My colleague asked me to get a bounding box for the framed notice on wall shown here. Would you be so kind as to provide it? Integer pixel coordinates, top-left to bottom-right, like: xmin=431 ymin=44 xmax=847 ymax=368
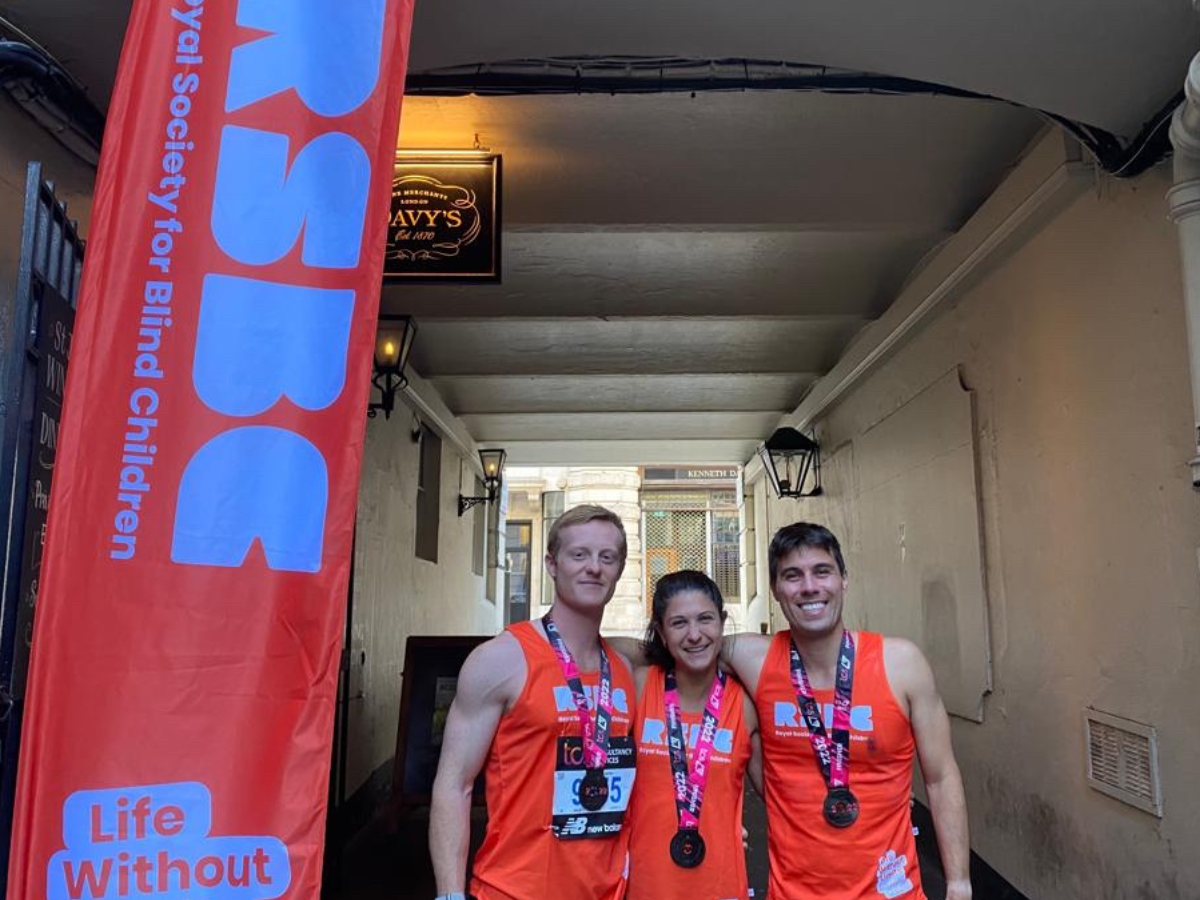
xmin=384 ymin=153 xmax=502 ymax=282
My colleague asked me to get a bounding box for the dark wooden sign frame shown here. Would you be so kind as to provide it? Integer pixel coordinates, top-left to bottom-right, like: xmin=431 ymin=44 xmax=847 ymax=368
xmin=383 ymin=153 xmax=502 ymax=283
xmin=391 ymin=634 xmax=489 ymax=810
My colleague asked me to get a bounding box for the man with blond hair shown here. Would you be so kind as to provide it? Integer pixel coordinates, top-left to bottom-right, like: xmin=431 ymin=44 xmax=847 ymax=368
xmin=430 ymin=505 xmax=639 ymax=900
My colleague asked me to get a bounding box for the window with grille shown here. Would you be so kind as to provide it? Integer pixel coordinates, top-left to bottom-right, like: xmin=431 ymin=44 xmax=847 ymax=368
xmin=711 ymin=511 xmax=740 ymax=602
xmin=642 ymin=489 xmax=741 ymax=607
xmin=710 ymin=489 xmax=737 ymax=508
xmin=643 ymin=490 xmax=710 ymax=511
xmin=741 ymin=490 xmax=757 ymax=603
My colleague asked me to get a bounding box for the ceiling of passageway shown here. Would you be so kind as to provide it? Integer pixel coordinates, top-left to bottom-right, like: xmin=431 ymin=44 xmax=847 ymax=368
xmin=390 ymin=91 xmax=1041 ymax=463
xmin=4 ymin=0 xmax=1196 ymax=464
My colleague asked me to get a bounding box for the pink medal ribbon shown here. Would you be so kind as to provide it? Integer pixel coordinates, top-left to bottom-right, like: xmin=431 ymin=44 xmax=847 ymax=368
xmin=663 ymin=669 xmax=726 ymax=838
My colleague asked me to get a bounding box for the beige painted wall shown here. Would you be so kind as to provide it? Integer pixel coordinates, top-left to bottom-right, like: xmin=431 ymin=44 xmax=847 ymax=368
xmin=738 ymin=476 xmax=775 ymax=634
xmin=761 ymin=164 xmax=1200 ymax=898
xmin=346 ymin=417 xmax=501 ymax=796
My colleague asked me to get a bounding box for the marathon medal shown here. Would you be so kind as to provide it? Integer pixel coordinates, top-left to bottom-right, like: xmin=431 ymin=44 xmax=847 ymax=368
xmin=579 ymin=768 xmax=609 ymax=811
xmin=788 ymin=630 xmax=860 ymax=828
xmin=822 ymin=786 xmax=860 ymax=828
xmin=663 ymin=668 xmax=726 ymax=868
xmin=543 ymin=615 xmax=614 ymax=813
xmin=669 ymin=828 xmax=707 ymax=868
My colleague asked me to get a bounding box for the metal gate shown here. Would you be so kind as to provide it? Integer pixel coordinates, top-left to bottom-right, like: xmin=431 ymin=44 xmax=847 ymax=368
xmin=643 ymin=508 xmax=708 ymax=607
xmin=0 ymin=162 xmax=84 ymax=885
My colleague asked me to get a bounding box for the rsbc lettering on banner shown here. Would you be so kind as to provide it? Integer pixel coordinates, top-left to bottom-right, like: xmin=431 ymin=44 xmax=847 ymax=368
xmin=6 ymin=2 xmax=416 ymax=899
xmin=117 ymin=1 xmax=386 ymax=569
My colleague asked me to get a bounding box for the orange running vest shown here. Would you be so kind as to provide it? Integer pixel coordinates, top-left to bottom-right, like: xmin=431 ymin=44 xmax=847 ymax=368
xmin=470 ymin=620 xmax=637 ymax=900
xmin=626 ymin=668 xmax=752 ymax=900
xmin=755 ymin=631 xmax=925 ymax=900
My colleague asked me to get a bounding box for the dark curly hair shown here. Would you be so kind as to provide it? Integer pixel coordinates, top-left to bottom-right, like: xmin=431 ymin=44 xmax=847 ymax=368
xmin=642 ymin=570 xmax=726 ymax=669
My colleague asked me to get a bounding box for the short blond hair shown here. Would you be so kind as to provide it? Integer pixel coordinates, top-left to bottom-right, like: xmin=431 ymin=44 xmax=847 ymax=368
xmin=546 ymin=504 xmax=628 ymax=562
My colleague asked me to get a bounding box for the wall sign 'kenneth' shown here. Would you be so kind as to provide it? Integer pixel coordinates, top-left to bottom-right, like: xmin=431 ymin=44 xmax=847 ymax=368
xmin=6 ymin=1 xmax=416 ymax=899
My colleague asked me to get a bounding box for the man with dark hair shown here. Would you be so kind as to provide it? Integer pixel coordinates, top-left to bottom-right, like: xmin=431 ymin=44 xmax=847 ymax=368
xmin=767 ymin=521 xmax=847 ymax=583
xmin=430 ymin=504 xmax=638 ymax=900
xmin=723 ymin=521 xmax=971 ymax=900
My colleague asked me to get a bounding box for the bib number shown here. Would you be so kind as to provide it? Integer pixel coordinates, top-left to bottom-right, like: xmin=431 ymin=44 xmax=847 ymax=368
xmin=551 ymin=735 xmax=636 ymax=840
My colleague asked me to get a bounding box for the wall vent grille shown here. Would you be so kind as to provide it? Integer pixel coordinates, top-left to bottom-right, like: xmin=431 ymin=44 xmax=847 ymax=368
xmin=1083 ymin=709 xmax=1161 ymax=817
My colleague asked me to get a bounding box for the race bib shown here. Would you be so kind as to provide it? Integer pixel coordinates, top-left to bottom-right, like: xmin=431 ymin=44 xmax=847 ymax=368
xmin=551 ymin=735 xmax=636 ymax=840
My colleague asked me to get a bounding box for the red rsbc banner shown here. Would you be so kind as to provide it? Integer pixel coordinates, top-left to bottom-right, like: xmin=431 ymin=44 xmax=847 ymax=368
xmin=6 ymin=2 xmax=415 ymax=899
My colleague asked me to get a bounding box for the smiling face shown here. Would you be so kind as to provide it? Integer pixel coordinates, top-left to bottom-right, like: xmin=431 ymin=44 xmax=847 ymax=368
xmin=545 ymin=519 xmax=626 ymax=614
xmin=656 ymin=589 xmax=725 ymax=678
xmin=772 ymin=545 xmax=847 ymax=639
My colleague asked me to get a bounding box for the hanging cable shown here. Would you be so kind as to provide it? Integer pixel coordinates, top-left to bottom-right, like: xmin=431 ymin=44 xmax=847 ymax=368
xmin=405 ymin=56 xmax=1176 ymax=179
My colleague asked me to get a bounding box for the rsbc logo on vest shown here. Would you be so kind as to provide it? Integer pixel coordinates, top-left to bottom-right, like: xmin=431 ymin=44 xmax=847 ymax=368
xmin=553 ymin=686 xmax=629 ymax=715
xmin=639 ymin=718 xmax=734 ymax=755
xmin=774 ymin=702 xmax=874 ymax=732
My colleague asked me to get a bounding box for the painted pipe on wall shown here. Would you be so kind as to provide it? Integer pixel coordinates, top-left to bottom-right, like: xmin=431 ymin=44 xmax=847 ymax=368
xmin=1167 ymin=49 xmax=1200 ymax=488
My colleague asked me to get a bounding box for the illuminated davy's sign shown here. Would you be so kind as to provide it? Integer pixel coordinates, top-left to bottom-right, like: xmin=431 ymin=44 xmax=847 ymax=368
xmin=384 ymin=154 xmax=502 ymax=282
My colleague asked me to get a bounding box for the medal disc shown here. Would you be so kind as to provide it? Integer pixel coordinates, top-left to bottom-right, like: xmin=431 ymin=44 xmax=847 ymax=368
xmin=579 ymin=768 xmax=609 ymax=811
xmin=669 ymin=829 xmax=706 ymax=868
xmin=823 ymin=787 xmax=859 ymax=828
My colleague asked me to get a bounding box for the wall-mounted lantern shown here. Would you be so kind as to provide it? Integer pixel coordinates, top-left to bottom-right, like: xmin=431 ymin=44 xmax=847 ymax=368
xmin=759 ymin=427 xmax=822 ymax=498
xmin=458 ymin=448 xmax=507 ymax=516
xmin=367 ymin=314 xmax=417 ymax=419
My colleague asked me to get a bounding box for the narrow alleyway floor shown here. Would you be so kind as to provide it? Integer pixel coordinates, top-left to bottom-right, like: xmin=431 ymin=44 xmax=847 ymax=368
xmin=324 ymin=786 xmax=1015 ymax=900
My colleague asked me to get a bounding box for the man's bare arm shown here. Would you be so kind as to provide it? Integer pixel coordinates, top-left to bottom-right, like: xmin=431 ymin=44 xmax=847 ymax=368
xmin=608 ymin=633 xmax=772 ymax=697
xmin=718 ymin=631 xmax=772 ymax=697
xmin=889 ymin=638 xmax=972 ymax=900
xmin=743 ymin=694 xmax=764 ymax=796
xmin=429 ymin=636 xmax=523 ymax=895
xmin=602 ymin=636 xmax=651 ymax=677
